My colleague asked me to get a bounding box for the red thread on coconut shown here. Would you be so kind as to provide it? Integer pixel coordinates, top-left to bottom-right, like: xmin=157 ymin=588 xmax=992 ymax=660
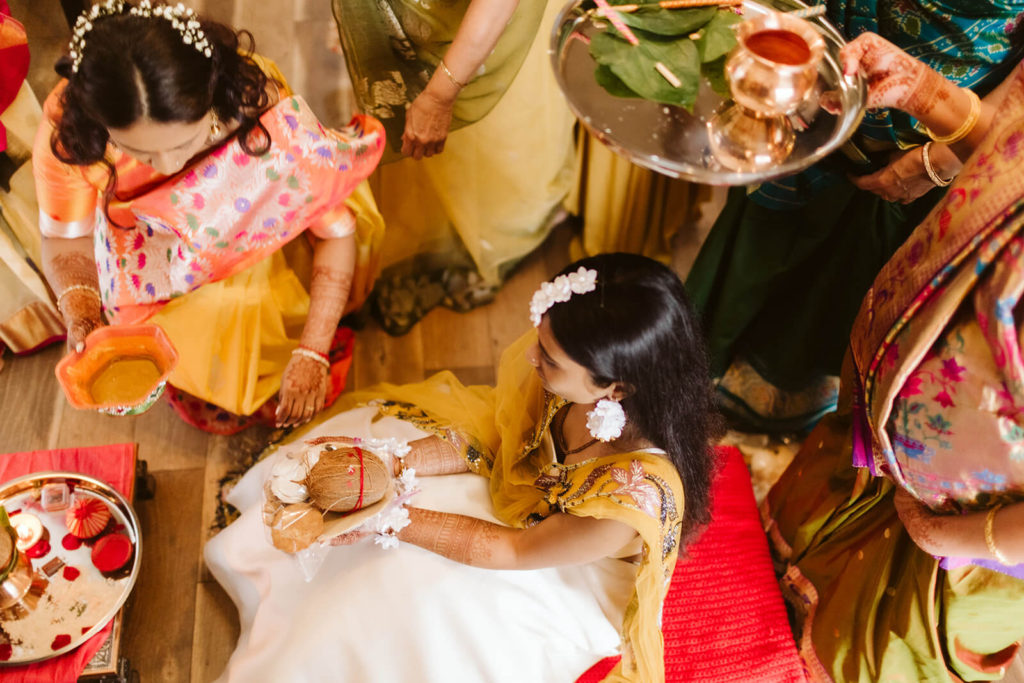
xmin=354 ymin=446 xmax=365 ymax=511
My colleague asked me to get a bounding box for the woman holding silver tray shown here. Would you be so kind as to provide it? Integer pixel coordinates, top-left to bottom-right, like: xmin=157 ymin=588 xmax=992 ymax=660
xmin=686 ymin=0 xmax=1024 ymax=433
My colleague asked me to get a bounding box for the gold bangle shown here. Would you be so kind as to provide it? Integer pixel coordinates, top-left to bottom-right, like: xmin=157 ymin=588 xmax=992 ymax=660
xmin=438 ymin=59 xmax=467 ymax=89
xmin=56 ymin=283 xmax=101 ymax=309
xmin=921 ymin=142 xmax=954 ymax=187
xmin=985 ymin=505 xmax=1012 ymax=566
xmin=924 ymin=88 xmax=980 ymax=145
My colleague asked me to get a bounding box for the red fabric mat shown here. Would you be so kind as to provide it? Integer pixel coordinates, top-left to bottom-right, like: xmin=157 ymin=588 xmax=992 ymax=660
xmin=0 ymin=444 xmax=137 ymax=683
xmin=577 ymin=445 xmax=806 ymax=682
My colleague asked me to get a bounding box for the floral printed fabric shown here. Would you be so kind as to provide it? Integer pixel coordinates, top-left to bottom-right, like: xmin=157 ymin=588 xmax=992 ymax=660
xmin=848 ymin=65 xmax=1024 ymax=510
xmin=92 ymin=98 xmax=384 ymax=323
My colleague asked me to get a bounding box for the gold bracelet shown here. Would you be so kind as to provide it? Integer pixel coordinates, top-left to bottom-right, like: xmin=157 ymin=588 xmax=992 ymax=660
xmin=921 ymin=142 xmax=954 ymax=187
xmin=924 ymin=88 xmax=980 ymax=145
xmin=438 ymin=59 xmax=467 ymax=89
xmin=985 ymin=505 xmax=1012 ymax=565
xmin=56 ymin=283 xmax=101 ymax=309
xmin=291 ymin=347 xmax=329 ymax=369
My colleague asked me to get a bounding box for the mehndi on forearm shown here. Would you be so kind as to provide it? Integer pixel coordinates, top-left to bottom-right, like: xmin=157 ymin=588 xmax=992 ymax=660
xmin=301 ymin=264 xmax=352 ymax=353
xmin=398 ymin=508 xmax=510 ymax=567
xmin=50 ymin=250 xmax=100 ymax=292
xmin=403 ymin=436 xmax=470 ymax=476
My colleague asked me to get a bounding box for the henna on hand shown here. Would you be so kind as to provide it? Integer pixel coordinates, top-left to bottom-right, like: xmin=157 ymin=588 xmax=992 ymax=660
xmin=398 ymin=508 xmax=504 ymax=566
xmin=276 ymin=353 xmax=328 ymax=428
xmin=841 ymin=33 xmax=951 ymax=116
xmin=401 ymin=436 xmax=470 ymax=476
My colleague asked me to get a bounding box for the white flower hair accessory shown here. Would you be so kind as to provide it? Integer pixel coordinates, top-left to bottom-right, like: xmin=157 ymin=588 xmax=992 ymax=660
xmin=529 ymin=266 xmax=598 ymax=326
xmin=586 ymin=398 xmax=626 ymax=442
xmin=69 ymin=0 xmax=213 ymax=75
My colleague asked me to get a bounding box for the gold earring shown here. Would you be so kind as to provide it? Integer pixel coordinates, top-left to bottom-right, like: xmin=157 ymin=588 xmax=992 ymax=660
xmin=209 ymin=111 xmax=222 ymax=142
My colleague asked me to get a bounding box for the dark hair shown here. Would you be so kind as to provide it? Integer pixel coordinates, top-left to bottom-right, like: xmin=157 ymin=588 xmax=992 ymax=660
xmin=51 ymin=4 xmax=274 ymax=226
xmin=547 ymin=253 xmax=723 ymax=545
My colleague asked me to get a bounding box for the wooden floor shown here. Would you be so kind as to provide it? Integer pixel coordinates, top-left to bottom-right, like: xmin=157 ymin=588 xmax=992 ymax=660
xmin=8 ymin=1 xmax=1024 ymax=681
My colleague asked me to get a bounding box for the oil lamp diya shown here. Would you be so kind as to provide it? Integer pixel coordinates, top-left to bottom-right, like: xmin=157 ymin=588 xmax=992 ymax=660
xmin=55 ymin=324 xmax=179 ymax=416
xmin=708 ymin=10 xmax=825 ymax=172
xmin=0 ymin=512 xmax=32 ymax=610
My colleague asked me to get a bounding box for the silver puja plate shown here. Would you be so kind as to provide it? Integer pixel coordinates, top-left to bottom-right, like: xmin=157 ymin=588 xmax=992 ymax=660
xmin=0 ymin=472 xmax=141 ymax=665
xmin=550 ymin=0 xmax=866 ymax=184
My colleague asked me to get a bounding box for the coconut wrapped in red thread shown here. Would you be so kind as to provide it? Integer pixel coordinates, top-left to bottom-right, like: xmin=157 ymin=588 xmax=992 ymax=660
xmin=303 ymin=444 xmax=389 ymax=513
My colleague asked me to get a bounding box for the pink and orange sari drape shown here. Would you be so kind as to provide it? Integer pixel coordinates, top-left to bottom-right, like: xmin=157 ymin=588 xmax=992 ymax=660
xmin=34 ymin=87 xmax=386 ymax=416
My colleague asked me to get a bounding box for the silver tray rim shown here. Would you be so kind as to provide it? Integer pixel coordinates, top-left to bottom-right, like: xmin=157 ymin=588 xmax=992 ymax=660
xmin=0 ymin=471 xmax=142 ymax=666
xmin=550 ymin=0 xmax=868 ymax=185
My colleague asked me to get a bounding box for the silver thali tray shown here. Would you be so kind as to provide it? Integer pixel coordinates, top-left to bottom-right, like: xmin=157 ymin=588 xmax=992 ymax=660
xmin=550 ymin=0 xmax=866 ymax=184
xmin=0 ymin=472 xmax=141 ymax=666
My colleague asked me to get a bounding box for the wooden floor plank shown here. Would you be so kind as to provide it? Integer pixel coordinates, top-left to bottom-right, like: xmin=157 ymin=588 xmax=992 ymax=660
xmin=122 ymin=468 xmax=204 ymax=682
xmin=130 ymin=402 xmax=215 ymax=473
xmin=350 ymin=320 xmax=426 ymax=390
xmin=0 ymin=345 xmax=65 ymax=451
xmin=420 ymin=305 xmax=493 ymax=373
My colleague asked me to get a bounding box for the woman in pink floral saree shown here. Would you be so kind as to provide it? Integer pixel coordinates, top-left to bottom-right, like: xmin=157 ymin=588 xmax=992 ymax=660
xmin=33 ymin=2 xmax=385 ymax=432
xmin=764 ymin=34 xmax=1024 ymax=681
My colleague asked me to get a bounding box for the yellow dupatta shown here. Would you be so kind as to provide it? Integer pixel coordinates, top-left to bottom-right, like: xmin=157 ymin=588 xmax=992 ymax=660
xmin=316 ymin=332 xmax=684 ymax=681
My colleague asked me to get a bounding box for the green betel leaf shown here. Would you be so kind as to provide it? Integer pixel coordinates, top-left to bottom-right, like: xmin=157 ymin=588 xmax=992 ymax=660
xmin=616 ymin=7 xmax=717 ymax=36
xmin=594 ymin=65 xmax=642 ymax=98
xmin=701 ymin=55 xmax=730 ymax=97
xmin=695 ymin=9 xmax=742 ymax=63
xmin=590 ymin=31 xmax=701 ymax=109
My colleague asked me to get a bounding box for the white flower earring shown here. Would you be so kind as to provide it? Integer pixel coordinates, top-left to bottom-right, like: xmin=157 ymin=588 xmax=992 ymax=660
xmin=586 ymin=398 xmax=626 ymax=442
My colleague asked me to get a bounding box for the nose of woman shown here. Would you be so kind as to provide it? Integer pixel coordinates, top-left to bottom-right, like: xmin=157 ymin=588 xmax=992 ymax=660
xmin=525 ymin=342 xmax=540 ymax=368
xmin=148 ymin=150 xmax=184 ymax=175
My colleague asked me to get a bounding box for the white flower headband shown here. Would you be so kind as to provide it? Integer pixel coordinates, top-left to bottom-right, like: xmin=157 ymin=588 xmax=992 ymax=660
xmin=529 ymin=267 xmax=598 ymax=327
xmin=69 ymin=0 xmax=212 ymax=75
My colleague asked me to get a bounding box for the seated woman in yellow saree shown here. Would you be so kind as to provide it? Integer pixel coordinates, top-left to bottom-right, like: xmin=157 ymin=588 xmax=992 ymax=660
xmin=764 ymin=34 xmax=1024 ymax=682
xmin=206 ymin=253 xmax=721 ymax=682
xmin=34 ymin=1 xmax=385 ymax=433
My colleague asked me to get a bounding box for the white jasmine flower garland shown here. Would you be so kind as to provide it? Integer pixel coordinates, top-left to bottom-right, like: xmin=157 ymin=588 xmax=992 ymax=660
xmin=529 ymin=267 xmax=598 ymax=326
